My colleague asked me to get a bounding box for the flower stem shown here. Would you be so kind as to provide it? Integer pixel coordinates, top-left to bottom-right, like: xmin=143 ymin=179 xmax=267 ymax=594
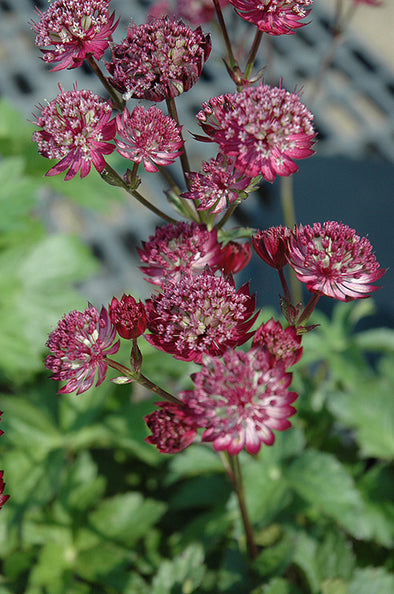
xmin=227 ymin=454 xmax=258 ymax=561
xmin=212 ymin=0 xmax=239 ymax=72
xmin=279 ymin=176 xmax=303 ymax=305
xmin=216 ymin=201 xmax=240 ymax=230
xmin=165 ymin=97 xmax=191 ymax=182
xmin=86 ymin=56 xmax=125 ymax=112
xmin=297 ymin=293 xmax=321 ymax=326
xmin=243 ymin=29 xmax=263 ymax=81
xmin=278 ymin=268 xmax=292 ymax=304
xmin=105 ymin=358 xmax=181 ymax=405
xmin=102 ymin=162 xmax=178 ymax=224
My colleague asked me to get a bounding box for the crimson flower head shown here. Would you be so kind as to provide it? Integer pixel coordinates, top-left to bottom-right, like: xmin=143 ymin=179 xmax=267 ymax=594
xmin=253 ymin=318 xmax=302 ymax=368
xmin=109 ymin=295 xmax=147 ymax=340
xmin=32 ymin=86 xmax=116 ymax=180
xmin=228 ymin=1 xmax=313 ymax=35
xmin=32 ymin=0 xmax=118 ymax=71
xmin=287 ymin=222 xmax=386 ymax=302
xmin=106 ymin=18 xmax=211 ymax=102
xmin=46 ymin=305 xmax=120 ymax=395
xmin=218 ymin=241 xmax=252 ymax=275
xmin=176 ymin=0 xmax=230 ymax=24
xmin=196 ymin=85 xmax=315 ymax=182
xmin=253 ymin=225 xmax=291 ymax=270
xmin=146 ymin=269 xmax=257 ymax=363
xmin=182 ymin=348 xmax=298 ymax=455
xmin=138 ymin=222 xmax=224 ymax=286
xmin=183 ymin=154 xmax=257 ymax=214
xmin=115 ymin=106 xmax=183 ymax=173
xmin=144 ymin=401 xmax=198 ymax=453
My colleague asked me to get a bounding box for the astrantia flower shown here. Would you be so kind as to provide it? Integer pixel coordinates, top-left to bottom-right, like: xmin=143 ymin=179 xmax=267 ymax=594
xmin=253 ymin=318 xmax=302 ymax=368
xmin=182 ymin=348 xmax=298 ymax=454
xmin=109 ymin=295 xmax=147 ymax=339
xmin=32 ymin=86 xmax=116 ymax=180
xmin=115 ymin=106 xmax=183 ymax=173
xmin=146 ymin=269 xmax=257 ymax=363
xmin=144 ymin=401 xmax=198 ymax=453
xmin=217 ymin=241 xmax=252 ymax=275
xmin=32 ymin=0 xmax=118 ymax=71
xmin=228 ymin=0 xmax=313 ymax=35
xmin=106 ymin=18 xmax=211 ymax=102
xmin=287 ymin=221 xmax=386 ymax=301
xmin=138 ymin=222 xmax=224 ymax=286
xmin=253 ymin=225 xmax=291 ymax=270
xmin=177 ymin=0 xmax=230 ymax=24
xmin=196 ymin=85 xmax=315 ymax=182
xmin=183 ymin=154 xmax=257 ymax=214
xmin=46 ymin=305 xmax=120 ymax=395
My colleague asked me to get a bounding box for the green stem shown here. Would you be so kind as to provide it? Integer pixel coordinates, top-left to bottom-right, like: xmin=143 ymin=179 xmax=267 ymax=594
xmin=86 ymin=56 xmax=125 ymax=112
xmin=212 ymin=0 xmax=239 ymax=72
xmin=279 ymin=176 xmax=303 ymax=305
xmin=105 ymin=358 xmax=181 ymax=405
xmin=227 ymin=454 xmax=258 ymax=561
xmin=165 ymin=97 xmax=191 ymax=183
xmin=297 ymin=293 xmax=321 ymax=326
xmin=243 ymin=29 xmax=263 ymax=81
xmin=215 ymin=201 xmax=240 ymax=230
xmin=103 ymin=163 xmax=178 ymax=224
xmin=278 ymin=268 xmax=292 ymax=304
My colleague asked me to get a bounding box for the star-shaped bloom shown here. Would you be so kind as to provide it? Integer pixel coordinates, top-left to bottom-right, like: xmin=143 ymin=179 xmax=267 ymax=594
xmin=46 ymin=305 xmax=120 ymax=394
xmin=196 ymin=85 xmax=315 ymax=182
xmin=32 ymin=0 xmax=118 ymax=71
xmin=287 ymin=222 xmax=386 ymax=301
xmin=182 ymin=348 xmax=298 ymax=455
xmin=32 ymin=86 xmax=116 ymax=180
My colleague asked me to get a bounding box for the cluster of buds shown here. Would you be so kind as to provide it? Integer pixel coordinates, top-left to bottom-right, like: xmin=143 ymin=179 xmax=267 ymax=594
xmin=0 ymin=0 xmax=384 ymax=512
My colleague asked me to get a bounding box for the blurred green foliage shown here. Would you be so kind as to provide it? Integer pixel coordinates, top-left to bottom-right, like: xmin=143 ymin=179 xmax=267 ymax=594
xmin=0 ymin=101 xmax=393 ymax=593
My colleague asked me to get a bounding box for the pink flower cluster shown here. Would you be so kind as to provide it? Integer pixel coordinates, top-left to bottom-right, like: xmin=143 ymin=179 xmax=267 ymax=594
xmin=45 ymin=305 xmax=120 ymax=395
xmin=115 ymin=106 xmax=184 ymax=172
xmin=106 ymin=18 xmax=211 ymax=101
xmin=181 ymin=347 xmax=298 ymax=455
xmin=228 ymin=0 xmax=313 ymax=35
xmin=183 ymin=154 xmax=257 ymax=214
xmin=32 ymin=86 xmax=115 ymax=180
xmin=138 ymin=222 xmax=251 ymax=285
xmin=32 ymin=0 xmax=117 ymax=71
xmin=197 ymin=85 xmax=315 ymax=182
xmin=149 ymin=0 xmax=230 ymax=25
xmin=253 ymin=222 xmax=386 ymax=302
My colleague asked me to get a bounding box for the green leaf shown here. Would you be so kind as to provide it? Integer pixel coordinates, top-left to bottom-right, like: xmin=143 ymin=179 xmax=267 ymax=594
xmin=167 ymin=445 xmax=224 ymax=482
xmin=0 ymin=233 xmax=98 ymax=382
xmin=320 ymin=579 xmax=349 ymax=594
xmin=254 ymin=531 xmax=295 ymax=579
xmin=252 ymin=577 xmax=303 ymax=594
xmin=315 ymin=530 xmax=355 ymax=582
xmin=0 ymin=157 xmax=40 ymax=233
xmin=287 ymin=450 xmax=372 ymax=539
xmin=328 ymin=371 xmax=394 ymax=460
xmin=241 ymin=454 xmax=292 ymax=526
xmin=88 ymin=492 xmax=167 ymax=547
xmin=151 ymin=543 xmax=206 ymax=594
xmin=59 ymin=451 xmax=106 ymax=512
xmin=292 ymin=531 xmax=320 ymax=594
xmin=354 ymin=328 xmax=394 ymax=353
xmin=348 ymin=567 xmax=394 ymax=594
